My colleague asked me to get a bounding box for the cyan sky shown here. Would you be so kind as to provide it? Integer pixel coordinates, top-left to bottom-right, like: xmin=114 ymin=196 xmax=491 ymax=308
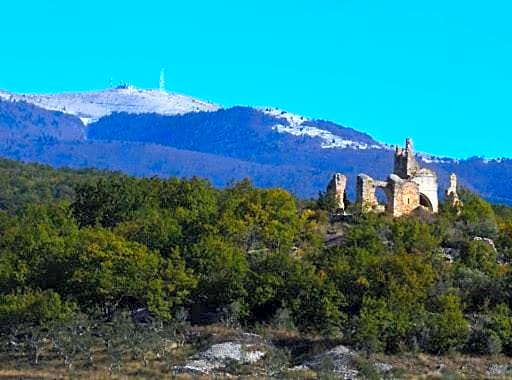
xmin=1 ymin=0 xmax=510 ymax=158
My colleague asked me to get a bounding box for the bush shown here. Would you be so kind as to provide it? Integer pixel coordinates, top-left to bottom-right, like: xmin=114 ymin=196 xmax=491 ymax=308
xmin=427 ymin=293 xmax=469 ymax=354
xmin=263 ymin=346 xmax=291 ymax=377
xmin=0 ymin=289 xmax=75 ymax=326
xmin=485 ymin=304 xmax=512 ymax=354
xmin=457 ymin=189 xmax=498 ymax=238
xmin=467 ymin=328 xmax=502 ymax=355
xmin=352 ymin=297 xmax=391 ymax=354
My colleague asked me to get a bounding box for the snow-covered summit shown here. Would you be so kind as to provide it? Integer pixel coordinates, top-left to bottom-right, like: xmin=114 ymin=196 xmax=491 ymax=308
xmin=0 ymin=86 xmax=220 ymax=125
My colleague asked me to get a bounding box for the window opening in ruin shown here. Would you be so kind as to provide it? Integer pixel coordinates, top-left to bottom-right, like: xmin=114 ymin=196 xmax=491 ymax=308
xmin=419 ymin=193 xmax=433 ymax=211
xmin=375 ymin=187 xmax=389 ymax=209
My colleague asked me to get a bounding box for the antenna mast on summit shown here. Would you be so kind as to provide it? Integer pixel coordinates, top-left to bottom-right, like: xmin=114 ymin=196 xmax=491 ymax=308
xmin=159 ymin=68 xmax=165 ymax=92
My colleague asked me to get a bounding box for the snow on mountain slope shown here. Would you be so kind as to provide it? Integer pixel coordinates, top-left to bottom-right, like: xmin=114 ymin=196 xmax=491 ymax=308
xmin=0 ymin=85 xmax=452 ymax=160
xmin=0 ymin=86 xmax=220 ymax=124
xmin=419 ymin=153 xmax=457 ymax=165
xmin=0 ymin=84 xmax=386 ymax=151
xmin=260 ymin=107 xmax=386 ymax=150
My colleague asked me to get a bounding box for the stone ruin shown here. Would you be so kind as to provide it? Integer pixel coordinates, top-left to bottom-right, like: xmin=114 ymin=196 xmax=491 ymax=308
xmin=328 ymin=138 xmax=460 ymax=217
xmin=326 ymin=173 xmax=347 ymax=212
xmin=446 ymin=173 xmax=462 ymax=207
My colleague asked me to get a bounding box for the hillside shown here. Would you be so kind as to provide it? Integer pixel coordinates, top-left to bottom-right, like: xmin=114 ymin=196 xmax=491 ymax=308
xmin=0 ymin=158 xmax=511 ymax=378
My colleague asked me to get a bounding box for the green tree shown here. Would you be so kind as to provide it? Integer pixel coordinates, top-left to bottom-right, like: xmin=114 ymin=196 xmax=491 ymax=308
xmin=114 ymin=208 xmax=182 ymax=256
xmin=460 ymin=239 xmax=499 ymax=275
xmin=70 ymin=228 xmax=196 ymax=319
xmin=247 ymin=251 xmax=346 ymax=333
xmin=158 ymin=177 xmax=219 ymax=245
xmin=485 ymin=303 xmax=512 ymax=354
xmin=187 ymin=235 xmax=248 ymax=311
xmin=457 ymin=189 xmax=498 ymax=238
xmin=390 ymin=217 xmax=441 ymax=254
xmin=218 ymin=181 xmax=302 ymax=252
xmin=0 ymin=289 xmax=75 ymax=326
xmin=72 ymin=176 xmax=148 ymax=228
xmin=353 ymin=296 xmax=392 ymax=354
xmin=0 ymin=204 xmax=79 ymax=294
xmin=428 ymin=293 xmax=469 ymax=354
xmin=316 ymin=190 xmax=338 ymax=213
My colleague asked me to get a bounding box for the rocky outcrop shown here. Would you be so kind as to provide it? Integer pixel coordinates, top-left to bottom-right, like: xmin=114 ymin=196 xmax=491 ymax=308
xmin=292 ymin=345 xmax=392 ymax=379
xmin=487 ymin=363 xmax=512 ymax=377
xmin=293 ymin=345 xmax=359 ymax=379
xmin=175 ymin=341 xmax=266 ymax=375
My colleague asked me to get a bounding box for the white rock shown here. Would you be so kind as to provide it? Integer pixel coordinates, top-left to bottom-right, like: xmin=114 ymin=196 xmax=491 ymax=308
xmin=298 ymin=345 xmax=359 ymax=379
xmin=200 ymin=341 xmax=265 ymax=363
xmin=374 ymin=361 xmax=393 ymax=372
xmin=487 ymin=364 xmax=512 ymax=376
xmin=177 ymin=341 xmax=266 ymax=374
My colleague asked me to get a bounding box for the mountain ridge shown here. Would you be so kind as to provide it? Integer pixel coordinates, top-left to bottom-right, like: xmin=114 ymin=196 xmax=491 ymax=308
xmin=0 ymin=86 xmax=220 ymax=125
xmin=0 ymin=87 xmax=510 ymax=204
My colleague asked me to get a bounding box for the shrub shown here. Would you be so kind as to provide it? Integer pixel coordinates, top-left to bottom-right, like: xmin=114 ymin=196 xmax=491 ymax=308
xmin=427 ymin=293 xmax=469 ymax=354
xmin=468 ymin=327 xmax=503 ymax=355
xmin=0 ymin=289 xmax=75 ymax=326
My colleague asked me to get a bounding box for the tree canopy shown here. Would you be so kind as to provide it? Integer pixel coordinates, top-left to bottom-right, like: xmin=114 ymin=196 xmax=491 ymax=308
xmin=0 ymin=158 xmax=511 ymax=357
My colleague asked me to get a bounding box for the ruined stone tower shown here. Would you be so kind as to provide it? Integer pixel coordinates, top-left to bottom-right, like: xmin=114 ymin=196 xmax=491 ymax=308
xmin=394 ymin=138 xmax=420 ymax=178
xmin=446 ymin=173 xmax=461 ymax=207
xmin=394 ymin=138 xmax=439 ymax=213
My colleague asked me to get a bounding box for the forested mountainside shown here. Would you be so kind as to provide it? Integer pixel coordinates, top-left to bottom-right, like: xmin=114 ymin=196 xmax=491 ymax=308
xmin=1 ymin=96 xmax=512 ymax=205
xmin=0 ymin=158 xmax=512 ymax=377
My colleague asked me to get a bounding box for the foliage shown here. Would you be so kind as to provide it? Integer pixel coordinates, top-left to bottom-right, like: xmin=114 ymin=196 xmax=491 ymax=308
xmin=0 ymin=289 xmax=75 ymax=326
xmin=71 ymin=228 xmax=196 ymax=320
xmin=427 ymin=293 xmax=470 ymax=354
xmin=457 ymin=188 xmax=498 ymax=238
xmin=0 ymin=158 xmax=511 ymax=360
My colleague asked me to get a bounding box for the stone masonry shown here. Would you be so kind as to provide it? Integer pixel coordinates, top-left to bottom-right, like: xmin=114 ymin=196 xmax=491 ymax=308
xmin=327 ymin=173 xmax=347 ymax=211
xmin=330 ymin=138 xmax=448 ymax=217
xmin=386 ymin=174 xmax=420 ymax=217
xmin=446 ymin=173 xmax=461 ymax=207
xmin=394 ymin=138 xmax=421 ymax=178
xmin=393 ymin=138 xmax=438 ymax=213
xmin=356 ymin=174 xmax=386 ymax=213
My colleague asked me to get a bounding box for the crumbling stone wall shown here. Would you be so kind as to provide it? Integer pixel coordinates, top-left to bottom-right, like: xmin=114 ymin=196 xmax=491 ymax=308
xmin=327 ymin=173 xmax=347 ymax=211
xmin=356 ymin=174 xmax=379 ymax=211
xmin=386 ymin=174 xmax=420 ymax=217
xmin=356 ymin=174 xmax=389 ymax=213
xmin=351 ymin=138 xmax=443 ymax=217
xmin=412 ymin=168 xmax=439 ymax=213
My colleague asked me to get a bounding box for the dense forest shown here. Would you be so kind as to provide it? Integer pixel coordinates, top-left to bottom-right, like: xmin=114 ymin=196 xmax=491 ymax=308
xmin=0 ymin=158 xmax=511 ymax=376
